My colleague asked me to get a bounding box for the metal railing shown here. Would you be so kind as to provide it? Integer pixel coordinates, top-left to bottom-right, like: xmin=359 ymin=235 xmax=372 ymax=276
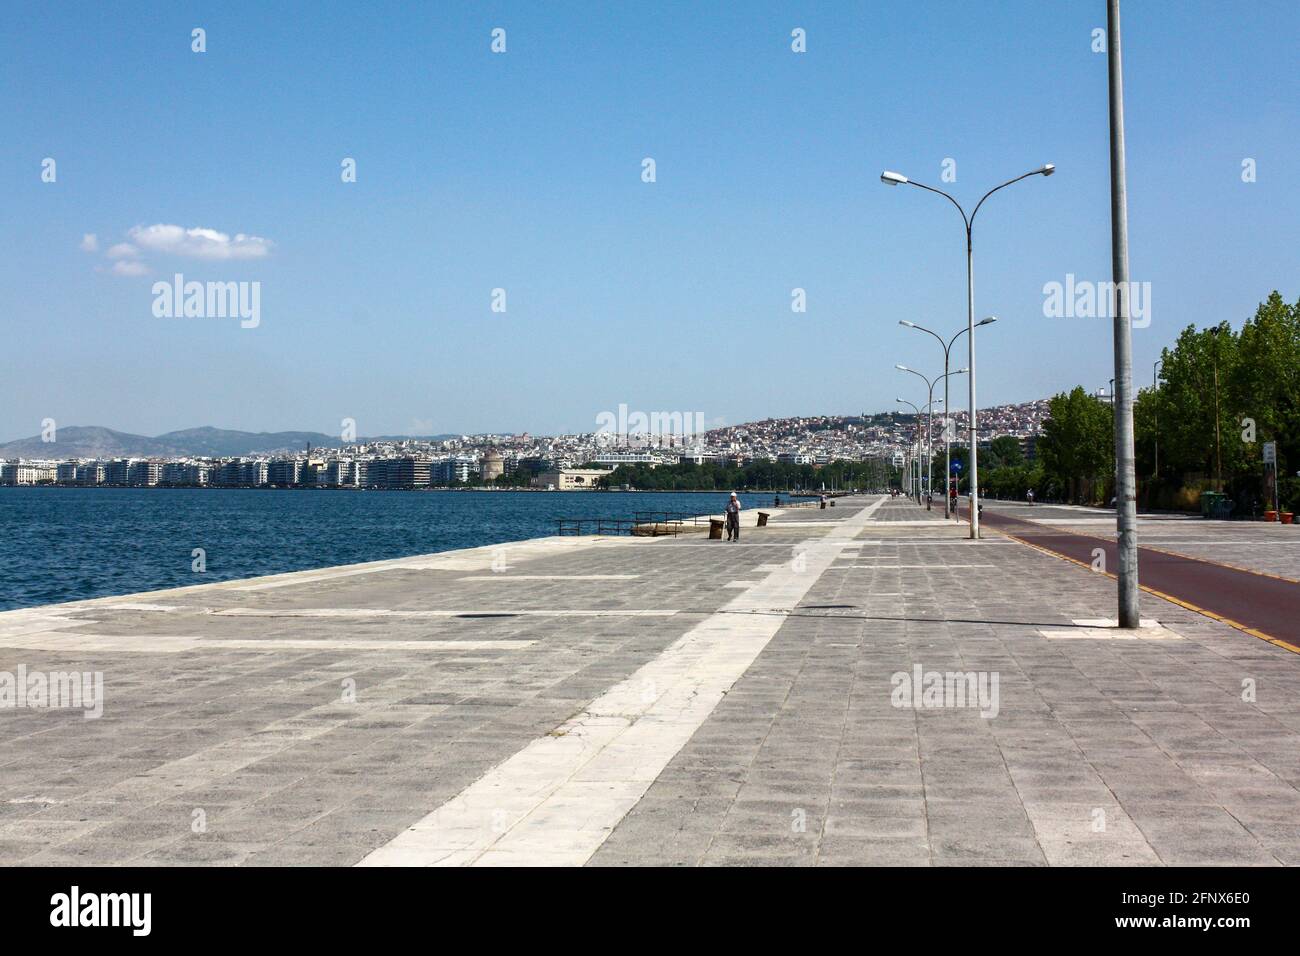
xmin=555 ymin=518 xmax=641 ymax=536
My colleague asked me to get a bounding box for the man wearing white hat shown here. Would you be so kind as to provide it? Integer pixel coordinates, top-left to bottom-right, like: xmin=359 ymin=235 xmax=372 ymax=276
xmin=724 ymin=492 xmax=742 ymax=542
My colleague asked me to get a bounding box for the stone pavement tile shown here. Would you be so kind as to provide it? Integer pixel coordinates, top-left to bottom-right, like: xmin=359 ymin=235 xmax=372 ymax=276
xmin=1132 ymin=815 xmax=1281 ymax=866
xmin=1037 ymin=835 xmax=1161 ymax=866
xmin=135 ymin=839 xmax=265 ymax=866
xmin=0 ymin=817 xmax=103 ymax=844
xmin=823 ymin=814 xmax=927 ymax=838
xmin=825 ymin=796 xmax=926 ymax=817
xmin=926 ymin=802 xmax=1035 ymax=840
xmin=20 ymin=839 xmax=162 ymax=866
xmin=816 ymin=835 xmax=931 ymax=866
xmin=1239 ymin=822 xmax=1300 ymax=865
xmin=930 ymin=835 xmax=1047 ymax=865
xmin=700 ymin=833 xmax=818 ymax=866
xmin=0 ymin=839 xmax=47 ymax=864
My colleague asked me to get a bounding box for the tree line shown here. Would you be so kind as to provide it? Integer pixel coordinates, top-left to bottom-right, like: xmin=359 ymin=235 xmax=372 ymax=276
xmin=972 ymin=291 xmax=1299 ymax=514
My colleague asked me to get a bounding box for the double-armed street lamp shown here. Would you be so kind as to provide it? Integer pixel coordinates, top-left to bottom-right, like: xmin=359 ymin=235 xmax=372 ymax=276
xmin=896 ymin=365 xmax=966 ymax=509
xmin=899 ymin=317 xmax=995 ymax=516
xmin=881 ymin=165 xmax=1054 ymax=537
xmin=895 ymin=398 xmax=924 ymax=501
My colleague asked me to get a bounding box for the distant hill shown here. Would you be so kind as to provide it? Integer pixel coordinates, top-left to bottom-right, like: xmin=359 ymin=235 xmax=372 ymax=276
xmin=0 ymin=425 xmax=479 ymax=459
xmin=0 ymin=425 xmax=341 ymax=459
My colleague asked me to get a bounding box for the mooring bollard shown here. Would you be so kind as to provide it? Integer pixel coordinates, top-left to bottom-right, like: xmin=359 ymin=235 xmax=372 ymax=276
xmin=709 ymin=518 xmax=724 ymax=539
xmin=757 ymin=512 xmax=769 ymax=527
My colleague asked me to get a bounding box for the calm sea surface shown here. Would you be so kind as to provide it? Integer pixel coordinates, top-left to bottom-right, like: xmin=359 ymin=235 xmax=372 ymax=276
xmin=0 ymin=487 xmax=779 ymax=611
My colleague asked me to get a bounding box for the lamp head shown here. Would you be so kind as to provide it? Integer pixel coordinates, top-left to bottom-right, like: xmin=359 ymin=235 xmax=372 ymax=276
xmin=894 ymin=364 xmax=909 ymax=372
xmin=880 ymin=170 xmax=909 ymax=186
xmin=898 ymin=320 xmax=915 ymax=328
xmin=1038 ymin=164 xmax=1056 ymax=177
xmin=977 ymin=316 xmax=998 ymax=327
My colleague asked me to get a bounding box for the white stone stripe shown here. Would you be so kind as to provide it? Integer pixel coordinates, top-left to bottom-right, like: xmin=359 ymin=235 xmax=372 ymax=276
xmin=455 ymin=575 xmax=640 ymax=581
xmin=210 ymin=608 xmax=676 ymax=618
xmin=0 ymin=634 xmax=536 ymax=653
xmin=831 ymin=563 xmax=997 ymax=569
xmin=357 ymin=496 xmax=886 ymax=867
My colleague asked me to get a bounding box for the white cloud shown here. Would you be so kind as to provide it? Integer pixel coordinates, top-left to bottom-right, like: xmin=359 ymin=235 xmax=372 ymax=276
xmin=111 ymin=260 xmax=150 ymax=277
xmin=80 ymin=233 xmax=99 ymax=252
xmin=105 ymin=242 xmax=139 ymax=259
xmin=126 ymin=223 xmax=273 ymax=260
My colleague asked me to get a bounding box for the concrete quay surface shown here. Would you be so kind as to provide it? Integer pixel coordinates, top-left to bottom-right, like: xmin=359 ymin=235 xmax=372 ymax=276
xmin=2 ymin=495 xmax=1300 ymax=867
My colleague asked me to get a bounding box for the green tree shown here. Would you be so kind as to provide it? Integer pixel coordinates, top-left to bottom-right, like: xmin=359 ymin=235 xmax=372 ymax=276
xmin=987 ymin=435 xmax=1024 ymax=469
xmin=1038 ymin=387 xmax=1114 ymax=503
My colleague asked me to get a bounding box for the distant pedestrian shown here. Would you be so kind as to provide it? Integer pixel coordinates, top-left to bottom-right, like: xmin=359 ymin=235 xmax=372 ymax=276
xmin=1026 ymin=488 xmax=1035 ymax=505
xmin=725 ymin=492 xmax=742 ymax=541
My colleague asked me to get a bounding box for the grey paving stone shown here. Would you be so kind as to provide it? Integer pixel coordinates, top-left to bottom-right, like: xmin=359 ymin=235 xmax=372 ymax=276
xmin=6 ymin=495 xmax=1300 ymax=867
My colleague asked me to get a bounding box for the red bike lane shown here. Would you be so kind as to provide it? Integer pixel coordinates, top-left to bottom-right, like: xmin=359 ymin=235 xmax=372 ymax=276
xmin=969 ymin=507 xmax=1300 ymax=654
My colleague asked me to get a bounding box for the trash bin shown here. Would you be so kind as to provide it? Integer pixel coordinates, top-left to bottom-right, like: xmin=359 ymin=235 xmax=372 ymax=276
xmin=1201 ymin=491 xmax=1224 ymax=518
xmin=829 ymin=500 xmax=835 ymax=507
xmin=757 ymin=512 xmax=769 ymax=527
xmin=708 ymin=518 xmax=724 ymax=539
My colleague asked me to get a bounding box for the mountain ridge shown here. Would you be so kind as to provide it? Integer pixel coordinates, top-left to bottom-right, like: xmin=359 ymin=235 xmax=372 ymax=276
xmin=0 ymin=426 xmax=462 ymax=459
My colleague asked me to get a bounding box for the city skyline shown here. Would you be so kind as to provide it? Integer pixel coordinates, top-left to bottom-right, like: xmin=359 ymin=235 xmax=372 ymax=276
xmin=4 ymin=1 xmax=1297 ymax=439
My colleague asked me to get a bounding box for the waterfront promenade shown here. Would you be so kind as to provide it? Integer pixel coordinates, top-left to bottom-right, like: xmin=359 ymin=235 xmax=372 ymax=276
xmin=2 ymin=495 xmax=1300 ymax=866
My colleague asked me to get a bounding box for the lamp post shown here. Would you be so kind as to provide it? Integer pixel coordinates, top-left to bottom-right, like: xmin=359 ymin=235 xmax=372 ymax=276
xmin=896 ymin=365 xmax=967 ymax=510
xmin=1209 ymin=326 xmax=1224 ymax=491
xmin=900 ymin=317 xmax=995 ymax=516
xmin=882 ymin=165 xmax=1054 ymax=539
xmin=896 ymin=398 xmax=923 ymax=502
xmin=1153 ymin=358 xmax=1163 ymax=479
xmin=1106 ymin=0 xmax=1140 ymax=627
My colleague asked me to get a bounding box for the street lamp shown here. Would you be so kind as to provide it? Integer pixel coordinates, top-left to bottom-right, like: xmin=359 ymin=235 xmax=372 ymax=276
xmin=1209 ymin=327 xmax=1225 ymax=490
xmin=882 ymin=165 xmax=1054 ymax=538
xmin=896 ymin=398 xmax=923 ymax=501
xmin=899 ymin=317 xmax=995 ymax=516
xmin=896 ymin=365 xmax=967 ymax=510
xmin=1153 ymin=358 xmax=1163 ymax=478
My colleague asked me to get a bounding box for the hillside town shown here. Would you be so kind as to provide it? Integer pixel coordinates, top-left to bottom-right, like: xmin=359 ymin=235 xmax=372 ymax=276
xmin=0 ymin=400 xmax=1051 ymax=489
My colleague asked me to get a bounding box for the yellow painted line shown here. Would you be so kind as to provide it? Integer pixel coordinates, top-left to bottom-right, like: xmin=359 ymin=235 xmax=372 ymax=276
xmin=1015 ymin=519 xmax=1300 ymax=586
xmin=986 ymin=524 xmax=1300 ymax=657
xmin=1135 ymin=583 xmax=1300 ymax=655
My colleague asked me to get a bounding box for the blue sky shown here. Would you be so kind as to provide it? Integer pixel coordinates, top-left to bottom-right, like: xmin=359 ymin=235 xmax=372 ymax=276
xmin=3 ymin=0 xmax=1297 ymax=440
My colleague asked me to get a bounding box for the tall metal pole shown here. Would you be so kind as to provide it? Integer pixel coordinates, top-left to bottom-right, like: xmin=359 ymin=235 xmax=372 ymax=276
xmin=1107 ymin=0 xmax=1140 ymax=627
xmin=1153 ymin=359 xmax=1162 ymax=478
xmin=926 ymin=386 xmax=935 ymax=504
xmin=965 ymin=231 xmax=979 ymax=538
xmin=943 ymin=351 xmax=951 ymax=516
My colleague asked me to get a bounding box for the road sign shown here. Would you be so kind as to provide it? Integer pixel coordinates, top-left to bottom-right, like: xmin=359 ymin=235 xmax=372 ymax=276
xmin=950 ymin=461 xmax=962 ymax=474
xmin=1263 ymin=441 xmax=1276 ymax=464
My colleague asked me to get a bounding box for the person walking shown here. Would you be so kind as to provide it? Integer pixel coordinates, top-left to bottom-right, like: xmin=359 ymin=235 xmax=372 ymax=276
xmin=725 ymin=492 xmax=742 ymax=541
xmin=1026 ymin=488 xmax=1035 ymax=506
